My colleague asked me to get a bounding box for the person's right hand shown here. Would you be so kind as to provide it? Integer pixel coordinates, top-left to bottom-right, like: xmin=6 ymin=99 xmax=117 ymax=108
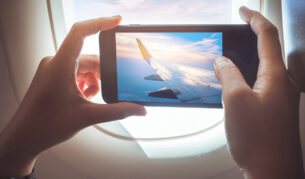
xmin=214 ymin=7 xmax=304 ymax=179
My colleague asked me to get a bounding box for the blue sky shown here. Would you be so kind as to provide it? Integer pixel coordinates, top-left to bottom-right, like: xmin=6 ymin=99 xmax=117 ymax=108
xmin=165 ymin=33 xmax=222 ymax=46
xmin=116 ymin=32 xmax=222 ymax=103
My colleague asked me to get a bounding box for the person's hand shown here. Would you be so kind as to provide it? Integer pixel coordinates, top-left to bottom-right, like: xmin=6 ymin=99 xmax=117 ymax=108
xmin=0 ymin=16 xmax=146 ymax=177
xmin=214 ymin=7 xmax=304 ymax=179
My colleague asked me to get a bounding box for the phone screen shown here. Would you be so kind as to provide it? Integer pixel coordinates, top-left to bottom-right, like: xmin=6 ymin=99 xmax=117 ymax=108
xmin=115 ymin=32 xmax=222 ymax=104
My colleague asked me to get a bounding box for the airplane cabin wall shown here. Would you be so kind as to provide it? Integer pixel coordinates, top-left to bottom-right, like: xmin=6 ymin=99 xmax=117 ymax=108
xmin=262 ymin=0 xmax=305 ymax=169
xmin=0 ymin=0 xmax=88 ymax=178
xmin=0 ymin=0 xmax=304 ymax=178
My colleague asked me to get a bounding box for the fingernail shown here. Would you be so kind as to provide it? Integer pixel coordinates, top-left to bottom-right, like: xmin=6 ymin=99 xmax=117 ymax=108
xmin=215 ymin=57 xmax=228 ymax=67
xmin=112 ymin=15 xmax=121 ymax=18
xmin=239 ymin=6 xmax=251 ymax=22
xmin=136 ymin=107 xmax=147 ymax=116
xmin=240 ymin=6 xmax=249 ymax=11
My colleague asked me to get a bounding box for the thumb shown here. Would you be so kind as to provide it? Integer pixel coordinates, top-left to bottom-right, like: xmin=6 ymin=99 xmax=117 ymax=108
xmin=214 ymin=56 xmax=250 ymax=101
xmin=81 ymin=102 xmax=146 ymax=126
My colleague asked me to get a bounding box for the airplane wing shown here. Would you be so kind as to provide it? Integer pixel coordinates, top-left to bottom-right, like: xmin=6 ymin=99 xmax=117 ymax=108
xmin=136 ymin=38 xmax=222 ymax=103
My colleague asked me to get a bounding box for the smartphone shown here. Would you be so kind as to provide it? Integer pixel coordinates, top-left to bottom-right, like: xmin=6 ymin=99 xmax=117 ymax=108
xmin=99 ymin=25 xmax=258 ymax=108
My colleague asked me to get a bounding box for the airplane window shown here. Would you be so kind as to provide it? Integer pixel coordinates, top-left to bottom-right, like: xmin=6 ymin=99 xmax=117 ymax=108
xmin=62 ymin=0 xmax=260 ymax=29
xmin=57 ymin=0 xmax=260 ymax=158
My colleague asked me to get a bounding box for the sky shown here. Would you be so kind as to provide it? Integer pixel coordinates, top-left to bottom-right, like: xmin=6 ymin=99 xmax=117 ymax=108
xmin=69 ymin=0 xmax=237 ymax=56
xmin=116 ymin=32 xmax=222 ymax=103
xmin=116 ymin=32 xmax=222 ymax=68
xmin=73 ymin=0 xmax=232 ymax=24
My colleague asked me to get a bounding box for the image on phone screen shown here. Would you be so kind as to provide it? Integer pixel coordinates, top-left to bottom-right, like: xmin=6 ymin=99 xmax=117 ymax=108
xmin=115 ymin=32 xmax=222 ymax=104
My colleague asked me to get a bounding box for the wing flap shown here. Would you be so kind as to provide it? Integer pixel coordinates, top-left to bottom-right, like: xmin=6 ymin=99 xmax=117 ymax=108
xmin=144 ymin=74 xmax=163 ymax=81
xmin=149 ymin=88 xmax=178 ymax=99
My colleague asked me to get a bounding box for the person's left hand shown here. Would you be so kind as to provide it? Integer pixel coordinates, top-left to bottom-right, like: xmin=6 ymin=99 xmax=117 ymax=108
xmin=0 ymin=16 xmax=146 ymax=177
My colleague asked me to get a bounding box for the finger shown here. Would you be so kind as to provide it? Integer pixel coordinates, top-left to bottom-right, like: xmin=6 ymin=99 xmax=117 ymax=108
xmin=78 ymin=55 xmax=100 ymax=79
xmin=54 ymin=16 xmax=121 ymax=72
xmin=81 ymin=102 xmax=147 ymax=126
xmin=239 ymin=7 xmax=286 ymax=80
xmin=83 ymin=72 xmax=100 ymax=98
xmin=78 ymin=80 xmax=85 ymax=92
xmin=77 ymin=73 xmax=86 ymax=83
xmin=214 ymin=56 xmax=251 ymax=101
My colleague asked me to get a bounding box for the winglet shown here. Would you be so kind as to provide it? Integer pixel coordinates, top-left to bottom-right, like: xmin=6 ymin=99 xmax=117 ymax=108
xmin=136 ymin=38 xmax=152 ymax=62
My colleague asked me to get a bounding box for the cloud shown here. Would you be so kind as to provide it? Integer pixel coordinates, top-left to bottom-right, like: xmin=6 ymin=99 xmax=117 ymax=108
xmin=74 ymin=0 xmax=232 ymax=24
xmin=177 ymin=65 xmax=221 ymax=89
xmin=116 ymin=32 xmax=222 ymax=67
xmin=117 ymin=0 xmax=147 ymax=9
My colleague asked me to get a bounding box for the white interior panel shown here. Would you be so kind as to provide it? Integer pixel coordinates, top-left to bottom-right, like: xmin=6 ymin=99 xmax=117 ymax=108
xmin=0 ymin=0 xmax=55 ymax=101
xmin=49 ymin=126 xmax=240 ymax=179
xmin=3 ymin=0 xmax=304 ymax=178
xmin=36 ymin=151 xmax=91 ymax=179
